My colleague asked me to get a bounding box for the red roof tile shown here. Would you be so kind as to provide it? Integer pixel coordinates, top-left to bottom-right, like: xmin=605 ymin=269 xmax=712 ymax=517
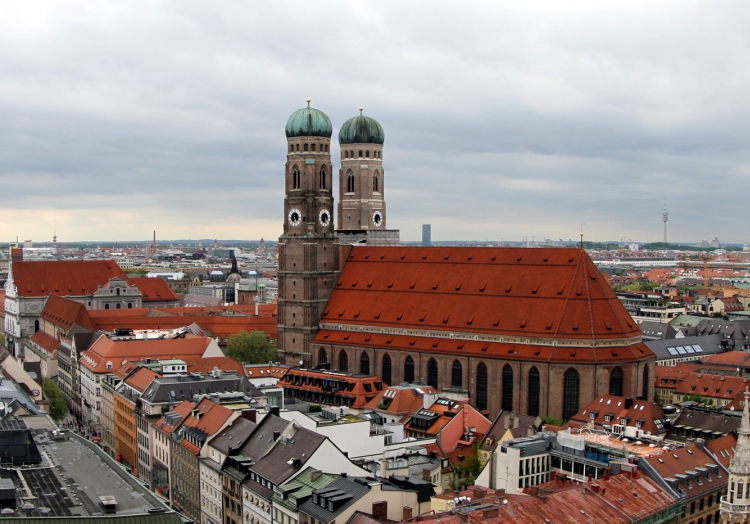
xmin=129 ymin=277 xmax=179 ymax=302
xmin=567 ymin=394 xmax=667 ymax=434
xmin=12 ymin=260 xmax=127 ymax=297
xmin=153 ymin=400 xmax=194 ymax=436
xmin=29 ymin=331 xmax=60 ymax=352
xmin=124 ymin=367 xmax=160 ymax=393
xmin=40 ymin=295 xmax=95 ymax=331
xmin=705 ymin=433 xmax=736 ymax=468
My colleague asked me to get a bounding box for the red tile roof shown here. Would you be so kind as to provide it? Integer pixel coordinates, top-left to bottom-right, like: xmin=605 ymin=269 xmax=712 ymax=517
xmin=325 ymin=247 xmax=640 ymax=339
xmin=29 ymin=331 xmax=60 ymax=352
xmin=184 ymin=356 xmax=244 ymax=374
xmin=153 ymin=400 xmax=194 ymax=436
xmin=279 ymin=368 xmax=385 ymax=409
xmin=79 ymin=334 xmax=213 ymax=373
xmin=566 ymin=394 xmax=668 ymax=434
xmin=12 ymin=260 xmax=127 ymax=297
xmin=644 ymin=443 xmax=724 ymax=498
xmin=705 ymin=433 xmax=736 ymax=468
xmin=674 ymin=372 xmax=748 ymax=401
xmin=0 ymin=290 xmax=5 ymax=316
xmin=129 ymin=277 xmax=179 ymax=302
xmin=701 ymin=351 xmax=750 ymax=368
xmin=124 ymin=367 xmax=160 ymax=393
xmin=40 ymin=295 xmax=95 ymax=331
xmin=364 ymin=385 xmax=438 ymax=421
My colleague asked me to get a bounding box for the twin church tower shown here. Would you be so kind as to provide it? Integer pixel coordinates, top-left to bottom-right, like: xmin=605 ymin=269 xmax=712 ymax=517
xmin=277 ymin=100 xmax=398 ymax=366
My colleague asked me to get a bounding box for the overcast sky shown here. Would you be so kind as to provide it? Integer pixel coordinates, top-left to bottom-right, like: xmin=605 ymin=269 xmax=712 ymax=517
xmin=1 ymin=1 xmax=749 ymax=244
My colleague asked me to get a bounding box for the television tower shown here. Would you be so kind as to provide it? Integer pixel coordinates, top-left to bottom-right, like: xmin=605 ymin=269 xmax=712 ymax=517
xmin=662 ymin=197 xmax=668 ymax=243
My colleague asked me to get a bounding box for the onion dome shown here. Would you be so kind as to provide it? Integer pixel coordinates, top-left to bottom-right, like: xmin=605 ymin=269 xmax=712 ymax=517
xmin=338 ymin=108 xmax=385 ymax=145
xmin=285 ymin=99 xmax=332 ymax=138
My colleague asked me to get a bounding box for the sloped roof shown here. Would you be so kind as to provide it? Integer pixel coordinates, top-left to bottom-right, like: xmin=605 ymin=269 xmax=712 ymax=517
xmin=11 ymin=260 xmax=127 ymax=297
xmin=364 ymin=385 xmax=437 ymax=416
xmin=29 ymin=331 xmax=60 ymax=352
xmin=79 ymin=334 xmax=212 ymax=373
xmin=705 ymin=433 xmax=737 ymax=467
xmin=322 ymin=247 xmax=642 ymax=343
xmin=124 ymin=367 xmax=160 ymax=393
xmin=153 ymin=400 xmax=195 ymax=436
xmin=674 ymin=372 xmax=748 ymax=400
xmin=40 ymin=295 xmax=95 ymax=331
xmin=250 ymin=427 xmax=326 ymax=484
xmin=129 ymin=277 xmax=179 ymax=302
xmin=668 ymin=407 xmax=741 ymax=441
xmin=206 ymin=417 xmax=257 ymax=455
xmin=702 ymin=350 xmax=750 ymax=368
xmin=567 ymin=394 xmax=668 ymax=434
xmin=644 ymin=443 xmax=723 ymax=498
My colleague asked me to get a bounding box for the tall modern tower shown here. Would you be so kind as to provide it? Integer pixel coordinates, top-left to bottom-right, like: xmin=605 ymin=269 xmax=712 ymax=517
xmin=277 ymin=100 xmax=339 ymax=367
xmin=662 ymin=197 xmax=668 ymax=244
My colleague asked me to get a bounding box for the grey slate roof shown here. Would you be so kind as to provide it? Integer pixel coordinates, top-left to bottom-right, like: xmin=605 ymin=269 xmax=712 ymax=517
xmin=299 ymin=477 xmax=370 ymax=523
xmin=250 ymin=427 xmax=326 ymax=485
xmin=141 ymin=375 xmax=261 ymax=404
xmin=645 ymin=334 xmax=726 ymax=362
xmin=639 ymin=320 xmax=677 ymax=341
xmin=206 ymin=417 xmax=257 ymax=455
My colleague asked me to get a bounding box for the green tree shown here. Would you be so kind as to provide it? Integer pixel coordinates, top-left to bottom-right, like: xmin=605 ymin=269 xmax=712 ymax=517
xmin=43 ymin=378 xmax=69 ymax=422
xmin=682 ymin=393 xmax=714 ymax=406
xmin=225 ymin=330 xmax=277 ymax=365
xmin=543 ymin=416 xmax=565 ymax=427
xmin=451 ymin=442 xmax=482 ymax=491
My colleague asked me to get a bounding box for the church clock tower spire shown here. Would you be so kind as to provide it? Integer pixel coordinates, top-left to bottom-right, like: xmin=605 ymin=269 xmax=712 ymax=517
xmin=277 ymin=100 xmax=339 ymax=367
xmin=721 ymin=389 xmax=750 ymax=523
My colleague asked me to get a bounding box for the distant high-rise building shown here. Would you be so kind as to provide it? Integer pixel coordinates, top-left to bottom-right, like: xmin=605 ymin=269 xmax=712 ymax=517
xmin=662 ymin=198 xmax=668 ymax=243
xmin=422 ymin=224 xmax=431 ymax=246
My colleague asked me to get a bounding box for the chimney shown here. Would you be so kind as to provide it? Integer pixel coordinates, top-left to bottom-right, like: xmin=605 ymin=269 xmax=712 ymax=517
xmin=422 ymin=468 xmax=431 ymax=481
xmin=270 ymin=406 xmax=280 ymax=417
xmin=624 ymin=398 xmax=633 ymax=409
xmin=513 ymin=415 xmax=519 ymax=429
xmin=242 ymin=409 xmax=257 ymax=423
xmin=503 ymin=411 xmax=511 ymax=430
xmin=273 ymin=431 xmax=281 ymax=441
xmin=372 ymin=501 xmax=387 ymax=523
xmin=311 ymin=470 xmax=321 ymax=482
xmin=380 ymin=459 xmax=387 ymax=478
xmin=402 ymin=506 xmax=413 ymax=520
xmin=483 ymin=508 xmax=499 ymax=519
xmin=472 ymin=487 xmax=486 ymax=500
xmin=11 ymin=248 xmax=22 ymax=262
xmin=527 ymin=425 xmax=535 ymax=437
xmin=529 ymin=486 xmax=539 ymax=497
xmin=589 ymin=484 xmax=600 ymax=494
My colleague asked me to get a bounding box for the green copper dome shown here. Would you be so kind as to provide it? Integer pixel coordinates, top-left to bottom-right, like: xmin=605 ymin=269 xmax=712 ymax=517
xmin=338 ymin=108 xmax=384 ymax=145
xmin=285 ymin=100 xmax=332 ymax=138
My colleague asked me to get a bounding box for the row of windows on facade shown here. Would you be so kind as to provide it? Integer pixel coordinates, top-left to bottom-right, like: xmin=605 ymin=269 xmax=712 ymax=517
xmin=344 ymin=149 xmax=381 ymax=159
xmin=290 ymin=167 xmax=380 ymax=193
xmin=289 ymin=143 xmax=330 ymax=153
xmin=320 ymin=348 xmax=649 ymax=421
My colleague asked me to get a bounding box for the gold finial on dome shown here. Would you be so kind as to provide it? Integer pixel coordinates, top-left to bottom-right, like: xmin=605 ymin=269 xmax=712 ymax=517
xmin=306 ymin=98 xmax=311 ymax=107
xmin=359 ymin=106 xmax=364 ymax=114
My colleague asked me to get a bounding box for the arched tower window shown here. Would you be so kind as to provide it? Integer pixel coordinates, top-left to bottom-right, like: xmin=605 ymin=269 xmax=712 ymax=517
xmin=295 ymin=144 xmax=300 ymax=151
xmin=451 ymin=360 xmax=462 ymax=388
xmin=382 ymin=355 xmax=392 ymax=385
xmin=563 ymin=368 xmax=580 ymax=420
xmin=642 ymin=365 xmax=650 ymax=399
xmin=404 ymin=356 xmax=415 ymax=383
xmin=476 ymin=363 xmax=488 ymax=411
xmin=289 ymin=145 xmax=293 ymax=153
xmin=304 ymin=144 xmax=309 ymax=152
xmin=319 ymin=168 xmax=326 ymax=189
xmin=311 ymin=143 xmax=316 ymax=152
xmin=292 ymin=168 xmax=300 ymax=189
xmin=365 ymin=150 xmax=370 ymax=158
xmin=427 ymin=358 xmax=438 ymax=389
xmin=528 ymin=367 xmax=540 ymax=417
xmin=350 ymin=150 xmax=354 ymax=158
xmin=373 ymin=174 xmax=379 ymax=192
xmin=360 ymin=352 xmax=370 ymax=375
xmin=358 ymin=150 xmax=363 ymax=158
xmin=347 ymin=172 xmax=355 ymax=193
xmin=345 ymin=151 xmax=348 ymax=159
xmin=339 ymin=350 xmax=348 ymax=372
xmin=502 ymin=365 xmax=513 ymax=412
xmin=609 ymin=367 xmax=623 ymax=396
xmin=318 ymin=349 xmax=328 ymax=366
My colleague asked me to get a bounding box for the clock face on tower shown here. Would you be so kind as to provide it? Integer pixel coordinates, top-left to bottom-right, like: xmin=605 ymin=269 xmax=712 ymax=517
xmin=319 ymin=209 xmax=331 ymax=227
xmin=373 ymin=211 xmax=383 ymax=227
xmin=288 ymin=209 xmax=301 ymax=227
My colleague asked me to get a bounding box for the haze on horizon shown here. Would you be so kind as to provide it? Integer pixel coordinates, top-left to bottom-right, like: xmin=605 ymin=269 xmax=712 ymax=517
xmin=1 ymin=1 xmax=749 ymax=244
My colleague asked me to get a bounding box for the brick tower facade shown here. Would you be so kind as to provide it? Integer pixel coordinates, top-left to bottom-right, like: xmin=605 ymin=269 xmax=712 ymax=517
xmin=277 ymin=100 xmax=339 ymax=367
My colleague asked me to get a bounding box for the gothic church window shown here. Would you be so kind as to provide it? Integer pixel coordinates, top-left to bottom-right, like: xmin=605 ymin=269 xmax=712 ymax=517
xmin=476 ymin=363 xmax=488 ymax=411
xmin=427 ymin=358 xmax=438 ymax=389
xmin=347 ymin=173 xmax=355 ymax=193
xmin=296 ymin=144 xmax=299 ymax=151
xmin=304 ymin=144 xmax=309 ymax=152
xmin=562 ymin=368 xmax=580 ymax=420
xmin=289 ymin=145 xmax=293 ymax=153
xmin=528 ymin=367 xmax=540 ymax=417
xmin=382 ymin=354 xmax=392 ymax=385
xmin=320 ymin=168 xmax=326 ymax=189
xmin=404 ymin=356 xmax=415 ymax=383
xmin=373 ymin=174 xmax=379 ymax=192
xmin=366 ymin=151 xmax=370 ymax=158
xmin=292 ymin=168 xmax=300 ymax=189
xmin=642 ymin=365 xmax=649 ymax=399
xmin=358 ymin=150 xmax=363 ymax=158
xmin=345 ymin=151 xmax=348 ymax=158
xmin=451 ymin=360 xmax=462 ymax=388
xmin=609 ymin=367 xmax=623 ymax=397
xmin=318 ymin=349 xmax=328 ymax=365
xmin=311 ymin=143 xmax=315 ymax=152
xmin=502 ymin=365 xmax=513 ymax=411
xmin=339 ymin=351 xmax=348 ymax=372
xmin=360 ymin=352 xmax=370 ymax=375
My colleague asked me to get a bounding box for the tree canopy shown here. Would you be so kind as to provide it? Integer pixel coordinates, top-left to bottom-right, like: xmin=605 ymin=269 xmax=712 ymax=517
xmin=43 ymin=378 xmax=69 ymax=422
xmin=225 ymin=330 xmax=277 ymax=365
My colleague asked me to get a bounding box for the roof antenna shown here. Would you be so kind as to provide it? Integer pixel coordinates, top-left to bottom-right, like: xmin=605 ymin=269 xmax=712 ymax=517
xmin=580 ymin=222 xmax=585 ymax=250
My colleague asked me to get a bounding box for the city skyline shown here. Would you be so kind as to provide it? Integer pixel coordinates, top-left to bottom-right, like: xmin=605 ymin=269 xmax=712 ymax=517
xmin=2 ymin=2 xmax=750 ymax=243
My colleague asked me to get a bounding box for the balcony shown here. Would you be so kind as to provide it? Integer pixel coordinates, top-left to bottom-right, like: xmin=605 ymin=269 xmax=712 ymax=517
xmin=721 ymin=495 xmax=750 ymax=515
